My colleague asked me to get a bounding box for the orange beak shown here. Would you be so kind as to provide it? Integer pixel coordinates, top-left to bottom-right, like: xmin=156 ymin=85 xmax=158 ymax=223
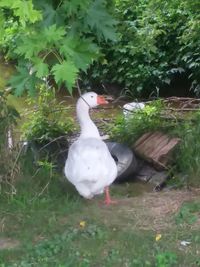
xmin=97 ymin=95 xmax=108 ymax=105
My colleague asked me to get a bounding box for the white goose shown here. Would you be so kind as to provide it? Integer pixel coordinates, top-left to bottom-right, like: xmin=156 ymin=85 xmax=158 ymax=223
xmin=64 ymin=92 xmax=117 ymax=205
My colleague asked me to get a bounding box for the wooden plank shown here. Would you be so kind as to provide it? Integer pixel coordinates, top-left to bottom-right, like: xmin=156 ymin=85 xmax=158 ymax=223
xmin=134 ymin=132 xmax=152 ymax=147
xmin=133 ymin=132 xmax=181 ymax=170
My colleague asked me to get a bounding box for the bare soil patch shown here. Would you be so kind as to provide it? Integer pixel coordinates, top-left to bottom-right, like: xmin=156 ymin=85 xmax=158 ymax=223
xmin=0 ymin=238 xmax=20 ymax=250
xmin=79 ymin=188 xmax=200 ymax=231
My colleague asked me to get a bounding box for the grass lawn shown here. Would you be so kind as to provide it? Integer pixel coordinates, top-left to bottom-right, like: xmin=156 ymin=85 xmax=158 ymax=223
xmin=0 ymin=175 xmax=200 ymax=267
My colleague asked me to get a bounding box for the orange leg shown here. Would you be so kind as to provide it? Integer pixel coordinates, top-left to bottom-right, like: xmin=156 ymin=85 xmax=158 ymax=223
xmin=104 ymin=186 xmax=117 ymax=205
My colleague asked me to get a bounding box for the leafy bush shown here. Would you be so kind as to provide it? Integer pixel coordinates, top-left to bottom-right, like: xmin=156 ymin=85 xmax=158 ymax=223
xmin=83 ymin=0 xmax=200 ymax=97
xmin=110 ymin=100 xmax=173 ymax=144
xmin=22 ymin=85 xmax=74 ymax=144
xmin=174 ymin=112 xmax=200 ymax=185
xmin=20 ymin=85 xmax=74 ymax=171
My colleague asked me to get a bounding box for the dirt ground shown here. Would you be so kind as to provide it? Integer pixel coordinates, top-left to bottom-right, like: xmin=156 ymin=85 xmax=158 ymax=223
xmin=82 ymin=188 xmax=200 ymax=231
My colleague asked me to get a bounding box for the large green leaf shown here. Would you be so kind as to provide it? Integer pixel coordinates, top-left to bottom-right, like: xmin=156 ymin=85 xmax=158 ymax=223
xmin=13 ymin=1 xmax=42 ymax=23
xmin=9 ymin=67 xmax=30 ymax=96
xmin=43 ymin=24 xmax=65 ymax=43
xmin=34 ymin=60 xmax=49 ymax=78
xmin=60 ymin=37 xmax=99 ymax=71
xmin=63 ymin=0 xmax=89 ymax=16
xmin=15 ymin=25 xmax=65 ymax=60
xmin=52 ymin=61 xmax=78 ymax=93
xmin=85 ymin=0 xmax=117 ymax=41
xmin=0 ymin=0 xmax=42 ymax=26
xmin=15 ymin=34 xmax=48 ymax=59
xmin=35 ymin=2 xmax=65 ymax=27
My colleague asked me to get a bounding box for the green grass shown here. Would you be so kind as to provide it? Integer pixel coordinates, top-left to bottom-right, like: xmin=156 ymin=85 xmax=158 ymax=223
xmin=0 ymin=174 xmax=200 ymax=267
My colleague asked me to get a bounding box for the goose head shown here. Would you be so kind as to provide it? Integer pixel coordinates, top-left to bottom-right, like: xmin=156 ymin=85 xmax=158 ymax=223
xmin=78 ymin=92 xmax=108 ymax=108
xmin=76 ymin=92 xmax=108 ymax=139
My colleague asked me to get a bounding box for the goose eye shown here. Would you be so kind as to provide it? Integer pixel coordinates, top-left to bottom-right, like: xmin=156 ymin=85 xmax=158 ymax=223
xmin=91 ymin=95 xmax=94 ymax=98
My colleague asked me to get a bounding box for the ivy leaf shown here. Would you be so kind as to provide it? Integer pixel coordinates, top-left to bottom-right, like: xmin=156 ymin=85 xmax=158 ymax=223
xmin=85 ymin=0 xmax=117 ymax=41
xmin=60 ymin=37 xmax=99 ymax=71
xmin=52 ymin=61 xmax=78 ymax=93
xmin=34 ymin=61 xmax=49 ymax=78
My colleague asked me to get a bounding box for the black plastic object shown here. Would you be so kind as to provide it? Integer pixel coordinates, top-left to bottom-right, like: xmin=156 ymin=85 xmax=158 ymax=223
xmin=106 ymin=142 xmax=138 ymax=182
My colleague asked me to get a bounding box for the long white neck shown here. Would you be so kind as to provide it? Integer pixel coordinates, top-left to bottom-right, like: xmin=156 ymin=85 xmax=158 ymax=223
xmin=76 ymin=99 xmax=101 ymax=139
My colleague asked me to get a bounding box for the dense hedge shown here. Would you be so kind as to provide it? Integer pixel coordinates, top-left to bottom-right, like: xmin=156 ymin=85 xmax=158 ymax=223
xmin=83 ymin=0 xmax=200 ymax=97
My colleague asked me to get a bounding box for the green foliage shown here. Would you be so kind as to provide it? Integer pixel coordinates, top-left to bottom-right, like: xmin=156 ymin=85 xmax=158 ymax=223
xmin=2 ymin=224 xmax=106 ymax=267
xmin=83 ymin=0 xmax=200 ymax=97
xmin=174 ymin=111 xmax=200 ymax=186
xmin=110 ymin=100 xmax=171 ymax=144
xmin=52 ymin=61 xmax=78 ymax=94
xmin=22 ymin=85 xmax=74 ymax=144
xmin=156 ymin=252 xmax=177 ymax=267
xmin=0 ymin=0 xmax=116 ymax=95
xmin=0 ymin=0 xmax=42 ymax=26
xmin=179 ymin=1 xmax=200 ymax=95
xmin=9 ymin=66 xmax=39 ymax=96
xmin=111 ymin=101 xmax=200 ymax=186
xmin=85 ymin=0 xmax=117 ymax=41
xmin=175 ymin=201 xmax=200 ymax=225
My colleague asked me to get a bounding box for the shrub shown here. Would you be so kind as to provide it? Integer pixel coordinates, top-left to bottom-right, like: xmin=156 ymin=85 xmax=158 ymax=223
xmin=175 ymin=112 xmax=200 ymax=186
xmin=22 ymin=85 xmax=74 ymax=144
xmin=110 ymin=100 xmax=173 ymax=144
xmin=82 ymin=0 xmax=200 ymax=97
xmin=21 ymin=85 xmax=74 ymax=169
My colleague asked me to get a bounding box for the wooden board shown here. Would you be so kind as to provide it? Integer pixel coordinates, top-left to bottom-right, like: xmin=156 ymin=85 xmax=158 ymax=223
xmin=133 ymin=131 xmax=180 ymax=170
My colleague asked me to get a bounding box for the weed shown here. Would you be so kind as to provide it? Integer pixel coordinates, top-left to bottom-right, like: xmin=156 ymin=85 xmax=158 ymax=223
xmin=155 ymin=252 xmax=177 ymax=267
xmin=20 ymin=85 xmax=73 ymax=171
xmin=22 ymin=85 xmax=74 ymax=144
xmin=174 ymin=112 xmax=200 ymax=186
xmin=175 ymin=201 xmax=200 ymax=225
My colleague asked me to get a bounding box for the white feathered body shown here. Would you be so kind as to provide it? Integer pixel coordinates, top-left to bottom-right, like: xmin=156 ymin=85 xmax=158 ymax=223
xmin=65 ymin=137 xmax=117 ymax=199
